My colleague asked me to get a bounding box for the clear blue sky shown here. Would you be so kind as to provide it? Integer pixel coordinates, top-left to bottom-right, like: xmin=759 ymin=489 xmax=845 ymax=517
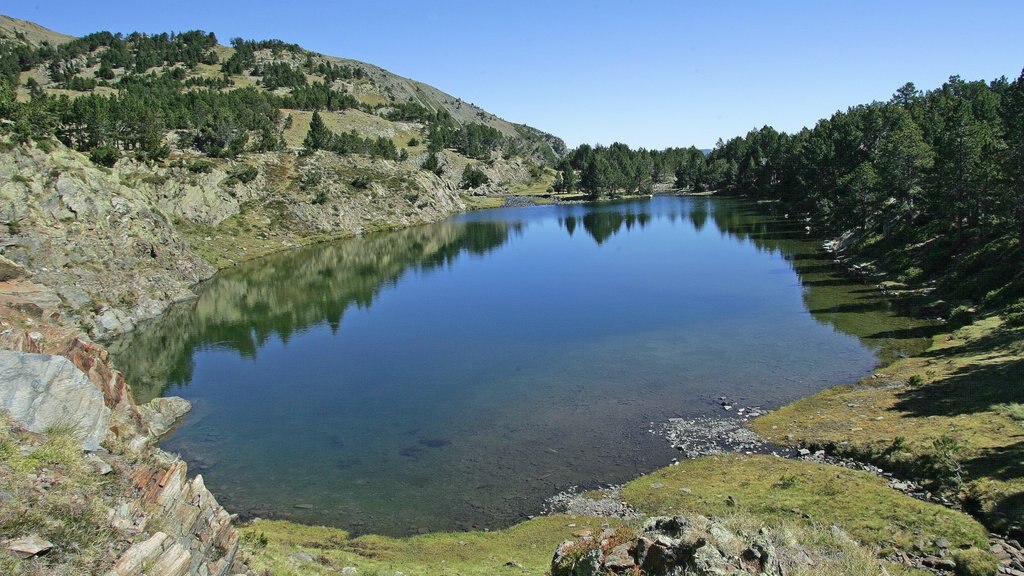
xmin=4 ymin=1 xmax=1023 ymax=149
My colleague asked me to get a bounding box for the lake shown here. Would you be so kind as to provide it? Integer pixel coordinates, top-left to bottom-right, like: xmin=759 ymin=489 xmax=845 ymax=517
xmin=109 ymin=195 xmax=932 ymax=535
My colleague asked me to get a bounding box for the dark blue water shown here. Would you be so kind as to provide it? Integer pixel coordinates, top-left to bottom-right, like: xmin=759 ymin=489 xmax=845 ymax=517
xmin=111 ymin=196 xmax=930 ymax=535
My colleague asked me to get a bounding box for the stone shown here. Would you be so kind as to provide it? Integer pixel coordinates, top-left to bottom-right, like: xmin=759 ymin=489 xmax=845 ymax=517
xmin=110 ymin=532 xmax=176 ymax=575
xmin=603 ymin=543 xmax=636 ymax=570
xmin=0 ymin=351 xmax=111 ymax=450
xmin=708 ymin=522 xmax=740 ymax=550
xmin=0 ymin=255 xmax=28 ymax=281
xmin=292 ymin=551 xmax=315 ymax=563
xmin=644 ymin=516 xmax=691 ymax=537
xmin=639 ymin=537 xmax=679 ymax=574
xmin=921 ymin=555 xmax=956 ymax=570
xmin=5 ymin=534 xmax=53 ymax=558
xmin=340 ymin=568 xmax=359 ymax=575
xmin=689 ymin=541 xmax=726 ymax=573
xmin=85 ymin=452 xmax=114 ymax=475
xmin=936 ymin=537 xmax=950 ymax=549
xmin=504 ymin=559 xmax=524 ymax=568
xmin=139 ymin=396 xmax=191 ymax=438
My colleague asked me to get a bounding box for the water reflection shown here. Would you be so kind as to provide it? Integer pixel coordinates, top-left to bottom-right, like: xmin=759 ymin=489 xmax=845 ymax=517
xmin=111 ymin=221 xmax=519 ymax=402
xmin=108 ymin=195 xmax=933 ymax=535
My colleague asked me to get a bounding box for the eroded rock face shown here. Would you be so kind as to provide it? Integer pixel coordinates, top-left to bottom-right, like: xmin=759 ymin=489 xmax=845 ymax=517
xmin=128 ymin=461 xmax=240 ymax=576
xmin=0 ymin=350 xmax=110 ymax=450
xmin=0 ymin=321 xmax=246 ymax=575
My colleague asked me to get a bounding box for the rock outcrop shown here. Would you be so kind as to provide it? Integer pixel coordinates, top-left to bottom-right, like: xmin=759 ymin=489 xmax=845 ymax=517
xmin=0 ymin=350 xmax=111 ymax=450
xmin=551 ymin=516 xmax=783 ymax=576
xmin=118 ymin=461 xmax=241 ymax=576
xmin=0 ymin=316 xmax=248 ymax=575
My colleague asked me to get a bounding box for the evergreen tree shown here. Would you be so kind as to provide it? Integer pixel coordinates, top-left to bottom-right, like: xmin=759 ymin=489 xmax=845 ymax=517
xmin=303 ymin=110 xmax=332 ymax=152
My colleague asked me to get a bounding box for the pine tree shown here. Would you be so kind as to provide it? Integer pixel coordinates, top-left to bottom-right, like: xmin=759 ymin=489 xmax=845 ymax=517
xmin=303 ymin=110 xmax=332 ymax=152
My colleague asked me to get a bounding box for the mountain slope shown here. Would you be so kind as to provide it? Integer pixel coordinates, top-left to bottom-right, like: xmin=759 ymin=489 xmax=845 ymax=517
xmin=0 ymin=14 xmax=73 ymax=47
xmin=0 ymin=16 xmax=563 ymax=338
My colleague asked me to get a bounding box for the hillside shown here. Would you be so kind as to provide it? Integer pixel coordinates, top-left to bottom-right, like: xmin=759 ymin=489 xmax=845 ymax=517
xmin=0 ymin=14 xmax=73 ymax=47
xmin=0 ymin=15 xmax=564 ymax=338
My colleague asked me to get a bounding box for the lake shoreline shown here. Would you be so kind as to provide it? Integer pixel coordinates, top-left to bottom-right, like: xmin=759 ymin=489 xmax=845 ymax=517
xmin=0 ymin=190 xmax=1007 ymax=569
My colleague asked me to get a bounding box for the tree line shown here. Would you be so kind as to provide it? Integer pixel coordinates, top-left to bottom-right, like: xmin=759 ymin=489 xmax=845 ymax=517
xmin=552 ymin=71 xmax=1024 ymax=305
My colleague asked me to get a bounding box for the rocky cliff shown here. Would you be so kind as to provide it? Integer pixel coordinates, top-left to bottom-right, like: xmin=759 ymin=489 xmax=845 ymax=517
xmin=0 ymin=138 xmax=477 ymax=338
xmin=0 ymin=287 xmax=248 ymax=575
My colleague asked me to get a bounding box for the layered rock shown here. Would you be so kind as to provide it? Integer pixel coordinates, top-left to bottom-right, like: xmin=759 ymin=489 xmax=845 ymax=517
xmin=0 ymin=317 xmax=248 ymax=575
xmin=121 ymin=461 xmax=240 ymax=576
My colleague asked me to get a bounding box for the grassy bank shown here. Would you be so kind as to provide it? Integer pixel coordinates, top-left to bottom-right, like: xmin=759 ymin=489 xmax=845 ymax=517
xmin=752 ymin=312 xmax=1024 ymax=536
xmin=240 ymin=452 xmax=996 ymax=575
xmin=241 ymin=516 xmax=624 ymax=576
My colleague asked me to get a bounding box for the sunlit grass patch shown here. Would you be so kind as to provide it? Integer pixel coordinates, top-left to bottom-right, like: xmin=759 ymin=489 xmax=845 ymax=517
xmin=241 ymin=515 xmax=624 ymax=576
xmin=620 ymin=454 xmax=991 ymax=562
xmin=752 ymin=315 xmax=1024 ymax=532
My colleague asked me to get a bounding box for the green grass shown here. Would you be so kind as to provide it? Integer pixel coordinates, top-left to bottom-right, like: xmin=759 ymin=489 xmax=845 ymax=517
xmin=508 ymin=169 xmax=556 ymax=196
xmin=996 ymin=403 xmax=1024 ymax=423
xmin=461 ymin=195 xmax=505 ymax=210
xmin=751 ymin=314 xmax=1024 ymax=532
xmin=620 ymin=454 xmax=991 ymax=561
xmin=241 ymin=515 xmax=624 ymax=576
xmin=240 ymin=463 xmax=971 ymax=576
xmin=0 ymin=415 xmax=121 ymax=575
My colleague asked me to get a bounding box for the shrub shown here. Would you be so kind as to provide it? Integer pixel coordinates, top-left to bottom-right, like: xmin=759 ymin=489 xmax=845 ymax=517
xmin=300 ymin=170 xmax=321 ymax=190
xmin=89 ymin=144 xmax=120 ymax=167
xmin=929 ymin=434 xmax=964 ymax=492
xmin=460 ymin=164 xmax=490 ymax=189
xmin=1003 ymin=299 xmax=1024 ymax=327
xmin=995 ymin=403 xmax=1024 ymax=422
xmin=948 ymin=305 xmax=974 ymax=327
xmin=227 ymin=164 xmax=258 ymax=184
xmin=142 ymin=174 xmax=169 ymax=186
xmin=34 ymin=138 xmax=54 ymax=153
xmin=898 ymin=266 xmax=924 ymax=283
xmin=421 ymin=151 xmax=443 ymax=175
xmin=351 ymin=175 xmax=370 ymax=189
xmin=188 ymin=159 xmax=215 ymax=174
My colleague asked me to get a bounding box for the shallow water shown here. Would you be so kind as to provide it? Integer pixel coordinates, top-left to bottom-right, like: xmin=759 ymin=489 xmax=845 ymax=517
xmin=110 ymin=196 xmax=932 ymax=535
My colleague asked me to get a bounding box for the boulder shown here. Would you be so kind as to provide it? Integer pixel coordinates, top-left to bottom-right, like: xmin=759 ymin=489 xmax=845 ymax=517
xmin=0 ymin=351 xmax=110 ymax=450
xmin=108 ymin=532 xmax=190 ymax=576
xmin=139 ymin=396 xmax=191 ymax=438
xmin=0 ymin=254 xmax=27 ymax=281
xmin=551 ymin=540 xmax=602 ymax=576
